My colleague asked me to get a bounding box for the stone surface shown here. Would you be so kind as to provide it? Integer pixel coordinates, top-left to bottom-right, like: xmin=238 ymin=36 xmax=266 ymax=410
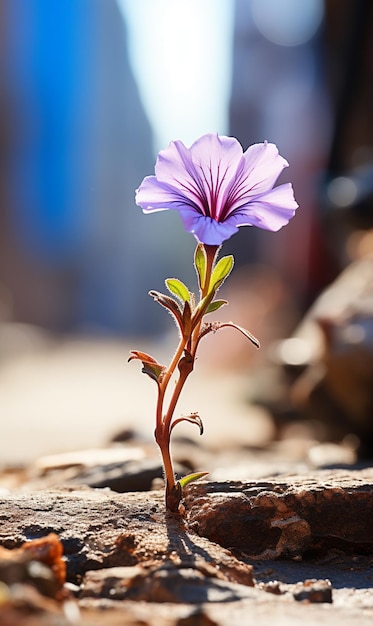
xmin=0 ymin=470 xmax=373 ymax=625
xmin=184 ymin=469 xmax=373 ymax=558
xmin=31 ymin=449 xmax=189 ymax=493
xmin=0 ymin=488 xmax=254 ymax=588
xmin=81 ymin=565 xmax=256 ymax=604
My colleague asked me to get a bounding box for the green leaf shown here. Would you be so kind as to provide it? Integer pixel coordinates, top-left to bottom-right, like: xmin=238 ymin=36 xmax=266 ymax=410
xmin=205 ymin=299 xmax=228 ymax=314
xmin=194 ymin=244 xmax=207 ymax=291
xmin=165 ymin=278 xmax=190 ymax=302
xmin=178 ymin=472 xmax=209 ymax=490
xmin=209 ymin=255 xmax=234 ymax=292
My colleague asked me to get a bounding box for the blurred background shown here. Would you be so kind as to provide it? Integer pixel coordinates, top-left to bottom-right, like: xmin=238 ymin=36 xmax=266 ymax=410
xmin=1 ymin=0 xmax=373 ymax=472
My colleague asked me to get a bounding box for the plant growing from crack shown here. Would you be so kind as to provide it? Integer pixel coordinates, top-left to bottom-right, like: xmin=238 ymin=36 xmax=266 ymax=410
xmin=130 ymin=133 xmax=298 ymax=512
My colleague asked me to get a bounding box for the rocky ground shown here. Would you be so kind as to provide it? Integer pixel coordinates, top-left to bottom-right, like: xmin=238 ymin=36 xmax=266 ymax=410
xmin=0 ymin=330 xmax=373 ymax=624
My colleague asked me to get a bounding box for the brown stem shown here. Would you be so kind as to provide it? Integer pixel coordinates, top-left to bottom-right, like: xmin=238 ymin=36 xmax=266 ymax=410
xmin=155 ymin=423 xmax=181 ymax=511
xmin=154 ymin=244 xmax=219 ymax=512
xmin=163 ymin=368 xmax=190 ymax=434
xmin=154 ymin=336 xmax=188 ymax=509
xmin=155 ymin=359 xmax=193 ymax=509
xmin=155 ymin=384 xmax=177 ymax=503
xmin=159 ymin=337 xmax=187 ymax=398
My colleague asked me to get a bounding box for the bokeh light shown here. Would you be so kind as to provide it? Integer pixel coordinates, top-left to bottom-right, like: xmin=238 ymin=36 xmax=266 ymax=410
xmin=118 ymin=0 xmax=234 ymax=153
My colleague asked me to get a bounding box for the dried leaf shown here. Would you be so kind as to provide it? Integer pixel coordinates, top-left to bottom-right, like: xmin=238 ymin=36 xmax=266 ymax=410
xmin=149 ymin=290 xmax=184 ymax=333
xmin=128 ymin=350 xmax=166 ymax=383
xmin=170 ymin=412 xmax=204 ymax=435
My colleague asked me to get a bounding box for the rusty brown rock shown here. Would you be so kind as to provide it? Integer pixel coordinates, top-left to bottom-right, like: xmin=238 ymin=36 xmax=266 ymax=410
xmin=0 ymin=533 xmax=66 ymax=604
xmin=184 ymin=469 xmax=373 ymax=558
xmin=292 ymin=578 xmax=333 ymax=603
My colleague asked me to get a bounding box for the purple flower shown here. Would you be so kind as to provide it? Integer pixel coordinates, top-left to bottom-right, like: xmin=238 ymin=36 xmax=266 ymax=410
xmin=135 ymin=133 xmax=298 ymax=246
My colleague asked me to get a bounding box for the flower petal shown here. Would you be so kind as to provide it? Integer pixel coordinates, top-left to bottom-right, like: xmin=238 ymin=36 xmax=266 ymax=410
xmin=220 ymin=142 xmax=289 ymax=219
xmin=178 ymin=209 xmax=239 ymax=245
xmin=154 ymin=140 xmax=208 ymax=214
xmin=189 ymin=134 xmax=244 ymax=186
xmin=136 ymin=175 xmax=200 ymax=213
xmin=189 ymin=134 xmax=244 ymax=220
xmin=241 ymin=142 xmax=289 ymax=192
xmin=154 ymin=134 xmax=246 ymax=220
xmin=135 ymin=133 xmax=299 ymax=244
xmin=226 ymin=183 xmax=298 ymax=232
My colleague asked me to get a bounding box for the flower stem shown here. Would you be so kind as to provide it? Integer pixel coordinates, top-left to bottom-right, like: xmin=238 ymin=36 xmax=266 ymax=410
xmin=163 ymin=367 xmax=190 ymax=434
xmin=202 ymin=244 xmax=219 ymax=297
xmin=155 ymin=243 xmax=219 ymax=512
xmin=159 ymin=337 xmax=187 ymax=398
xmin=154 ymin=335 xmax=188 ymax=511
xmin=190 ymin=244 xmax=219 ymax=356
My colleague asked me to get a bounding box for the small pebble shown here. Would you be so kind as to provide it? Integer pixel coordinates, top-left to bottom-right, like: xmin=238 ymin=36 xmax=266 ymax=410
xmin=293 ymin=578 xmax=333 ymax=603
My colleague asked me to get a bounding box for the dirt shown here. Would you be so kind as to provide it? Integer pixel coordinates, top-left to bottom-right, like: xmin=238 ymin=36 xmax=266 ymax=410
xmin=0 ymin=333 xmax=373 ymax=624
xmin=0 ymin=468 xmax=372 ymax=625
